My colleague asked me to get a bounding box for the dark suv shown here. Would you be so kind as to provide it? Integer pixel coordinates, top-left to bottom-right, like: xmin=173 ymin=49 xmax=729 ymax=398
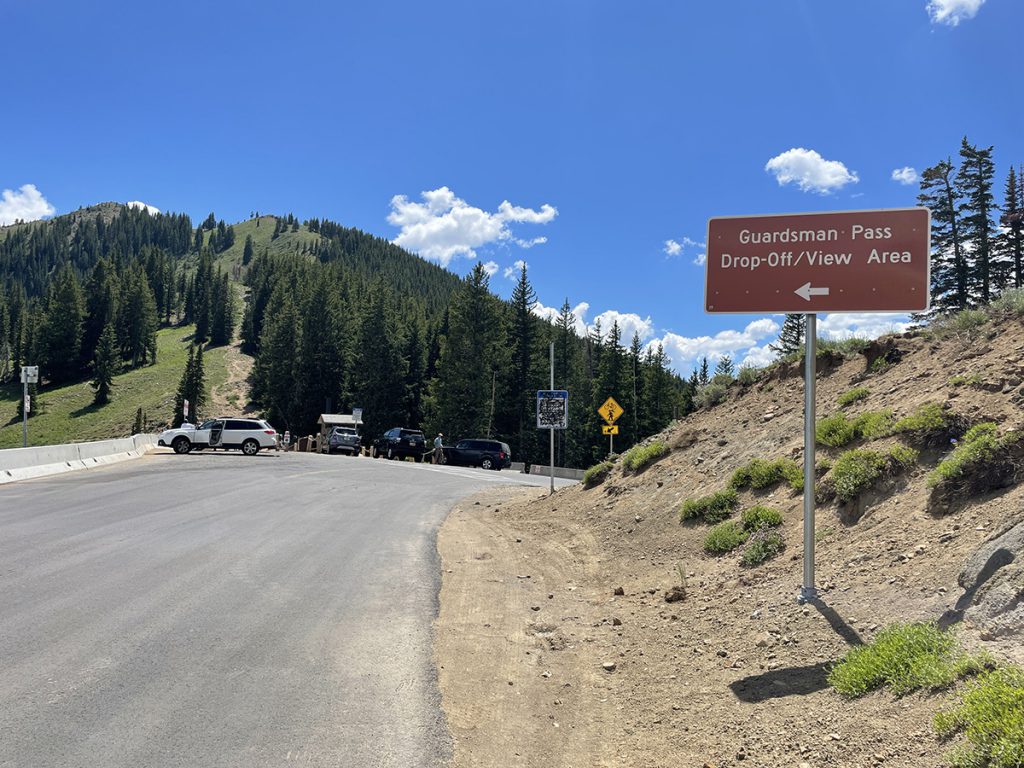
xmin=372 ymin=428 xmax=427 ymax=462
xmin=442 ymin=439 xmax=511 ymax=471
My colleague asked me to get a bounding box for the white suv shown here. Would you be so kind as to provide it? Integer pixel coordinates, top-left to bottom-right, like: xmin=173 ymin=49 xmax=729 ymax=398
xmin=158 ymin=418 xmax=278 ymax=456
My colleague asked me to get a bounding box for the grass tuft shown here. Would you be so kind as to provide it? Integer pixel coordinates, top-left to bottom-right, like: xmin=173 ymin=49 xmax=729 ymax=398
xmin=680 ymin=488 xmax=739 ymax=524
xmin=582 ymin=460 xmax=614 ymax=488
xmin=991 ymin=288 xmax=1024 ymax=316
xmin=741 ymin=505 xmax=783 ymax=531
xmin=621 ymin=440 xmax=669 ymax=473
xmin=815 ymin=410 xmax=894 ymax=448
xmin=934 ymin=666 xmax=1024 ymax=768
xmin=928 ymin=308 xmax=990 ymax=339
xmin=892 ymin=402 xmax=949 ymax=437
xmin=737 ymin=366 xmax=760 ymax=386
xmin=828 ymin=622 xmax=987 ymax=698
xmin=837 ymin=387 xmax=870 ymax=407
xmin=694 ymin=381 xmax=729 ymax=410
xmin=928 ymin=422 xmax=1021 ymax=488
xmin=830 ymin=445 xmax=917 ymax=503
xmin=729 ymin=457 xmax=803 ymax=492
xmin=740 ymin=529 xmax=785 ymax=566
xmin=703 ymin=520 xmax=748 ymax=555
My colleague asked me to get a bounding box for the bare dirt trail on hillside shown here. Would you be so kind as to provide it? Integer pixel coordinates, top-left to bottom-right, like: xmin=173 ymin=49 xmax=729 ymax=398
xmin=436 ymin=317 xmax=1024 ymax=768
xmin=209 ymin=341 xmax=254 ymax=415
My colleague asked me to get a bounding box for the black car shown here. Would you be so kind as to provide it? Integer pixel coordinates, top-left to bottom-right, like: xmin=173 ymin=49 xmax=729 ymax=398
xmin=442 ymin=439 xmax=511 ymax=471
xmin=372 ymin=427 xmax=427 ymax=461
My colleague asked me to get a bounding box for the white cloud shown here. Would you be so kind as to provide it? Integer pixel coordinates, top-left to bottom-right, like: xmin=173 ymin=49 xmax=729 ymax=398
xmin=0 ymin=184 xmax=55 ymax=225
xmin=817 ymin=312 xmax=911 ymax=340
xmin=651 ymin=318 xmax=782 ymax=373
xmin=503 ymin=259 xmax=528 ymax=280
xmin=126 ymin=200 xmax=160 ymax=215
xmin=481 ymin=260 xmax=499 ymax=277
xmin=531 ymin=300 xmax=589 ymax=336
xmin=927 ymin=0 xmax=985 ymax=25
xmin=589 ymin=309 xmax=655 ymax=343
xmin=664 ymin=235 xmax=706 ymax=265
xmin=387 ymin=186 xmax=557 ymax=266
xmin=891 ymin=167 xmax=919 ymax=186
xmin=765 ymin=148 xmax=859 ymax=194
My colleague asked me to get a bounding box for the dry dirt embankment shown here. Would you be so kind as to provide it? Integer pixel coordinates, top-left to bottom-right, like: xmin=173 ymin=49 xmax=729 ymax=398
xmin=435 ymin=315 xmax=1024 ymax=768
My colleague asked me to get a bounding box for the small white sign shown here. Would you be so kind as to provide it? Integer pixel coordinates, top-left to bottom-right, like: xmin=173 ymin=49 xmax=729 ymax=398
xmin=24 ymin=394 xmax=31 ymax=413
xmin=183 ymin=398 xmax=190 ymax=418
xmin=21 ymin=366 xmax=38 ymax=384
xmin=352 ymin=408 xmax=363 ymax=423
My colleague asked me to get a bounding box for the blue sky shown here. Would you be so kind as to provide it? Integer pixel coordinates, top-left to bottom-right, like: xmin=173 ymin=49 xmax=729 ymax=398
xmin=1 ymin=0 xmax=1019 ymax=374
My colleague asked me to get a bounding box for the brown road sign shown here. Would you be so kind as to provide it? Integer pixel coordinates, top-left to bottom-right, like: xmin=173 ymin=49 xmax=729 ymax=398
xmin=705 ymin=208 xmax=930 ymax=313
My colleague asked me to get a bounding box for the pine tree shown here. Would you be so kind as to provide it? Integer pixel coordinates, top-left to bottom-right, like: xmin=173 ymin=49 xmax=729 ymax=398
xmin=403 ymin=320 xmax=427 ymax=428
xmin=919 ymin=159 xmax=968 ymax=312
xmin=349 ymin=283 xmax=407 ymax=441
xmin=293 ymin=280 xmax=346 ymax=434
xmin=507 ymin=264 xmax=540 ymax=463
xmin=173 ymin=344 xmax=196 ymax=426
xmin=39 ymin=265 xmax=86 ymax=384
xmin=770 ymin=314 xmax=804 ymax=356
xmin=714 ymin=355 xmax=735 ymax=379
xmin=998 ymin=166 xmax=1023 ymax=290
xmin=242 ymin=235 xmax=255 ymax=266
xmin=698 ymin=356 xmax=710 ymax=387
xmin=626 ymin=331 xmax=644 ymax=447
xmin=91 ymin=320 xmax=117 ymax=405
xmin=957 ymin=138 xmax=997 ymax=303
xmin=251 ymin=296 xmax=300 ymax=429
xmin=121 ymin=265 xmax=159 ymax=366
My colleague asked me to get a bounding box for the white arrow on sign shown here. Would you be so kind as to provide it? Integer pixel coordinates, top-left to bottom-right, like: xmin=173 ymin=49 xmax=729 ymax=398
xmin=795 ymin=282 xmax=830 ymax=301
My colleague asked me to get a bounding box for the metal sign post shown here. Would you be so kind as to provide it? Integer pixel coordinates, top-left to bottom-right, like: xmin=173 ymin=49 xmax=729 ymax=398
xmin=598 ymin=397 xmax=623 ymax=456
xmin=20 ymin=366 xmax=38 ymax=448
xmin=704 ymin=207 xmax=931 ymax=604
xmin=537 ymin=370 xmax=569 ymax=495
xmin=801 ymin=315 xmax=817 ymax=603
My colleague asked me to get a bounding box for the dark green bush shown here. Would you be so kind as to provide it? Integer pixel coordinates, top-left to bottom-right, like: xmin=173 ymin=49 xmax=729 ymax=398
xmin=928 ymin=422 xmax=1021 ymax=488
xmin=935 ymin=666 xmax=1024 ymax=768
xmin=830 ymin=445 xmax=917 ymax=503
xmin=741 ymin=505 xmax=783 ymax=531
xmin=729 ymin=457 xmax=803 ymax=491
xmin=680 ymin=488 xmax=739 ymax=523
xmin=740 ymin=529 xmax=785 ymax=566
xmin=703 ymin=520 xmax=748 ymax=555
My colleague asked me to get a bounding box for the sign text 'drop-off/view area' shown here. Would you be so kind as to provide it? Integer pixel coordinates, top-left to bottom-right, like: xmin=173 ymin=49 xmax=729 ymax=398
xmin=705 ymin=208 xmax=931 ymax=314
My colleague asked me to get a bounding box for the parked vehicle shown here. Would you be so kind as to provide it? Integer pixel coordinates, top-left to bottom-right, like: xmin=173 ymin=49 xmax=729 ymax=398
xmin=158 ymin=418 xmax=278 ymax=456
xmin=322 ymin=426 xmax=361 ymax=455
xmin=442 ymin=438 xmax=511 ymax=470
xmin=371 ymin=428 xmax=426 ymax=461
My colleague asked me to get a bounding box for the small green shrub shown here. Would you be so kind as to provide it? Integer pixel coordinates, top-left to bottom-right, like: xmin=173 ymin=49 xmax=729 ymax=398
xmin=680 ymin=488 xmax=739 ymax=523
xmin=694 ymin=381 xmax=729 ymax=410
xmin=741 ymin=505 xmax=783 ymax=530
xmin=820 ymin=337 xmax=872 ymax=357
xmin=816 ymin=410 xmax=894 ymax=447
xmin=935 ymin=666 xmax=1024 ymax=768
xmin=837 ymin=387 xmax=870 ymax=407
xmin=740 ymin=529 xmax=785 ymax=566
xmin=729 ymin=457 xmax=803 ymax=491
xmin=830 ymin=445 xmax=917 ymax=503
xmin=948 ymin=373 xmax=983 ymax=388
xmin=703 ymin=520 xmax=749 ymax=555
xmin=929 ymin=308 xmax=990 ymax=339
xmin=870 ymin=356 xmax=893 ymax=374
xmin=582 ymin=460 xmax=613 ymax=488
xmin=892 ymin=402 xmax=948 ymax=436
xmin=621 ymin=440 xmax=669 ymax=472
xmin=928 ymin=422 xmax=1021 ymax=488
xmin=737 ymin=366 xmax=759 ymax=386
xmin=991 ymin=287 xmax=1024 ymax=316
xmin=829 ymin=623 xmax=985 ymax=698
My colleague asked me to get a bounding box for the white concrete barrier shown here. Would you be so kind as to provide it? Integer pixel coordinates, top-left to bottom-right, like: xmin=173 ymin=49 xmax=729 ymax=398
xmin=525 ymin=464 xmax=585 ymax=481
xmin=509 ymin=461 xmax=526 ymax=473
xmin=0 ymin=434 xmax=159 ymax=484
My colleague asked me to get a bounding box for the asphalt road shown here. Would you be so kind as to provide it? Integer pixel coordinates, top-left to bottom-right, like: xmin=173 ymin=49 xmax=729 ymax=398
xmin=0 ymin=450 xmax=573 ymax=767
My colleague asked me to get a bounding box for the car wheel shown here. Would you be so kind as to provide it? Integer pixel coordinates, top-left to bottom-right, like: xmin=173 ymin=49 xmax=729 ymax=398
xmin=387 ymin=447 xmax=394 ymax=460
xmin=414 ymin=454 xmax=423 ymax=463
xmin=172 ymin=436 xmax=192 ymax=454
xmin=242 ymin=439 xmax=260 ymax=456
xmin=481 ymin=456 xmax=494 ymax=470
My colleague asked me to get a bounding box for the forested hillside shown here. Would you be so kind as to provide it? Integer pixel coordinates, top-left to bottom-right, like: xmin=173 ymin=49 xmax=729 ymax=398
xmin=0 ymin=204 xmax=690 ymax=466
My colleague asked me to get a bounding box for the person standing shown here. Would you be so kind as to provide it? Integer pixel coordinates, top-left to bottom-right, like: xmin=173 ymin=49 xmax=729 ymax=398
xmin=433 ymin=433 xmax=444 ymax=464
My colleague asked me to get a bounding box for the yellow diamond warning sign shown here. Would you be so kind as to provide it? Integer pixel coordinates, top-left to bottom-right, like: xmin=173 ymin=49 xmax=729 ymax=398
xmin=599 ymin=397 xmax=623 ymax=425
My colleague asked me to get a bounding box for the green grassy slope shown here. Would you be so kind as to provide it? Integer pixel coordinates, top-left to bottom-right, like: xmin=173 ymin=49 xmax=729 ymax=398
xmin=0 ymin=325 xmax=228 ymax=449
xmin=207 ymin=216 xmax=323 ymax=275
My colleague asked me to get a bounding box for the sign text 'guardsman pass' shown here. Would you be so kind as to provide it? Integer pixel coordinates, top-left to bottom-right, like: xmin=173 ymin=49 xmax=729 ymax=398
xmin=705 ymin=208 xmax=930 ymax=314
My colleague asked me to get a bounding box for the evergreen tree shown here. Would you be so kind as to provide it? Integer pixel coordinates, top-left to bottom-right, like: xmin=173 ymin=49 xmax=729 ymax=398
xmin=173 ymin=344 xmax=206 ymax=426
xmin=998 ymin=166 xmax=1023 ymax=290
xmin=242 ymin=235 xmax=255 ymax=266
xmin=770 ymin=314 xmax=804 ymax=356
xmin=919 ymin=159 xmax=969 ymax=312
xmin=506 ymin=264 xmax=540 ymax=463
xmin=293 ymin=280 xmax=346 ymax=433
xmin=625 ymin=331 xmax=644 ymax=447
xmin=349 ymin=283 xmax=406 ymax=441
xmin=427 ymin=264 xmax=501 ymax=441
xmin=403 ymin=320 xmax=427 ymax=428
xmin=39 ymin=265 xmax=86 ymax=384
xmin=250 ymin=296 xmax=300 ymax=429
xmin=121 ymin=265 xmax=159 ymax=366
xmin=714 ymin=355 xmax=735 ymax=379
xmin=698 ymin=356 xmax=710 ymax=387
xmin=957 ymin=138 xmax=997 ymax=303
xmin=91 ymin=320 xmax=117 ymax=405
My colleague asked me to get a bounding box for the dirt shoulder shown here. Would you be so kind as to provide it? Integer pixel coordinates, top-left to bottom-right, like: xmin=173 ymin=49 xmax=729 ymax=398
xmin=435 ymin=319 xmax=1024 ymax=767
